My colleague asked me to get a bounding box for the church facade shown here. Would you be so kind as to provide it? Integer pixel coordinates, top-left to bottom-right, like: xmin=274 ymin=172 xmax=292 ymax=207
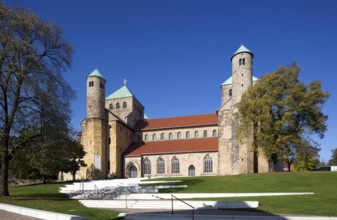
xmin=76 ymin=45 xmax=270 ymax=180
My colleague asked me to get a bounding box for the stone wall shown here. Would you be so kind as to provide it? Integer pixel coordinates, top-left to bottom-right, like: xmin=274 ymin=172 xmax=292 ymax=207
xmin=86 ymin=76 xmax=106 ymax=119
xmin=134 ymin=125 xmax=218 ymax=143
xmin=231 ymin=52 xmax=253 ymax=105
xmin=108 ymin=120 xmax=133 ymax=178
xmin=78 ymin=118 xmax=108 ymax=179
xmin=125 ymin=151 xmax=218 ymax=178
xmin=105 ymin=96 xmax=144 ymax=128
xmin=218 ymin=107 xmax=233 ymax=175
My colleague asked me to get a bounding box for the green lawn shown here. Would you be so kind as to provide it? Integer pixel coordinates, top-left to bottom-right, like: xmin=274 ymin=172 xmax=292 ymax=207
xmin=1 ymin=172 xmax=336 ymax=219
xmin=145 ymin=172 xmax=337 ymax=216
xmin=0 ymin=182 xmax=119 ymax=220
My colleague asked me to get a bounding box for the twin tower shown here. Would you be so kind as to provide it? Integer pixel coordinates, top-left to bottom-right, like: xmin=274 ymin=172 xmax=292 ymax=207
xmin=218 ymin=45 xmax=268 ymax=175
xmin=78 ymin=44 xmax=268 ymax=179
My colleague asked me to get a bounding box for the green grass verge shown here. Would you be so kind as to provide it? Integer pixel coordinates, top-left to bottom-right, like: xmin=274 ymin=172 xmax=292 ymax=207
xmin=0 ymin=182 xmax=119 ymax=220
xmin=143 ymin=172 xmax=337 ymax=216
xmin=1 ymin=172 xmax=336 ymax=218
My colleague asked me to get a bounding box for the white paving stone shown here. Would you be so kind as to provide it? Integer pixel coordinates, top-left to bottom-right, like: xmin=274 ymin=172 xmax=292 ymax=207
xmin=79 ymin=200 xmax=259 ymax=210
xmin=124 ymin=192 xmax=314 ymax=200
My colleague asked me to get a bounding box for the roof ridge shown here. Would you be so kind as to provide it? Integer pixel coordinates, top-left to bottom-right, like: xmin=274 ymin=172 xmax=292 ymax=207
xmin=106 ymin=85 xmax=134 ymax=99
xmin=144 ymin=113 xmax=216 ymax=121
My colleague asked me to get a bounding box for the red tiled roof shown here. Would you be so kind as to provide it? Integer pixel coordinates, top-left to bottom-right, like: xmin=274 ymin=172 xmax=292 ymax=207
xmin=134 ymin=113 xmax=218 ymax=131
xmin=124 ymin=137 xmax=218 ymax=156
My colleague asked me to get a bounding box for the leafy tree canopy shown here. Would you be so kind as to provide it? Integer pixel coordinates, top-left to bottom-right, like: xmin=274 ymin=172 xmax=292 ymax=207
xmin=238 ymin=64 xmax=329 ymax=170
xmin=328 ymin=148 xmax=337 ymax=166
xmin=0 ymin=2 xmax=73 ymax=196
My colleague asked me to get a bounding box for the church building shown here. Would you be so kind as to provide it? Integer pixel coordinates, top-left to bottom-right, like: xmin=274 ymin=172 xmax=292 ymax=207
xmin=76 ymin=45 xmax=270 ymax=179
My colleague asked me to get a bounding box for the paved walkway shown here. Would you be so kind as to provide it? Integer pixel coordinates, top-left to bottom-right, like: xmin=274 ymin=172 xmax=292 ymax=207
xmin=0 ymin=209 xmax=39 ymax=220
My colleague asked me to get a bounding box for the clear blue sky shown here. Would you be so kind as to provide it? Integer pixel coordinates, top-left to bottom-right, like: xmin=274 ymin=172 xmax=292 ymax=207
xmin=4 ymin=0 xmax=337 ymax=162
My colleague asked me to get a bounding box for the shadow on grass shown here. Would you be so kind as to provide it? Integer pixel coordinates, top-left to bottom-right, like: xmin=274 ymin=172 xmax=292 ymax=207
xmin=121 ymin=207 xmax=288 ymax=219
xmin=11 ymin=192 xmax=67 ymax=198
xmin=8 ymin=196 xmax=70 ymax=202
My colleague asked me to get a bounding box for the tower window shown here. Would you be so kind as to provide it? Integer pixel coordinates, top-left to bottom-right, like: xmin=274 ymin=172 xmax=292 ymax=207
xmin=242 ymin=58 xmax=245 ymax=65
xmin=194 ymin=131 xmax=199 ymax=138
xmin=89 ymin=81 xmax=94 ymax=87
xmin=186 ymin=131 xmax=190 ymax=139
xmin=116 ymin=103 xmax=120 ymax=109
xmin=144 ymin=134 xmax=148 ymax=141
xmin=239 ymin=59 xmax=242 ymax=66
xmin=229 ymin=89 xmax=232 ymax=97
xmin=160 ymin=133 xmax=165 ymax=140
xmin=153 ymin=133 xmax=156 ymax=141
xmin=169 ymin=133 xmax=173 ymax=140
xmin=123 ymin=102 xmax=127 ymax=108
xmin=109 ymin=103 xmax=113 ymax=110
xmin=203 ymin=130 xmax=208 ymax=138
xmin=100 ymin=83 xmax=104 ymax=89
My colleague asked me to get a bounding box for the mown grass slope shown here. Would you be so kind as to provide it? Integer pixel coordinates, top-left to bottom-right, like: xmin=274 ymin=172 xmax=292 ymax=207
xmin=145 ymin=172 xmax=337 ymax=216
xmin=1 ymin=172 xmax=336 ymax=219
xmin=0 ymin=182 xmax=119 ymax=220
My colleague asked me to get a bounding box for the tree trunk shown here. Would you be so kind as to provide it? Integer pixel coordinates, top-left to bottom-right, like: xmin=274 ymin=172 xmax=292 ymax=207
xmin=1 ymin=153 xmax=10 ymax=196
xmin=1 ymin=130 xmax=10 ymax=197
xmin=72 ymin=172 xmax=75 ymax=181
xmin=42 ymin=175 xmax=47 ymax=184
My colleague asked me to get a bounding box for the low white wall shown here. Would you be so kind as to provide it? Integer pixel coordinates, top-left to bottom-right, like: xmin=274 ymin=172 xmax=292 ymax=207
xmin=0 ymin=203 xmax=87 ymax=220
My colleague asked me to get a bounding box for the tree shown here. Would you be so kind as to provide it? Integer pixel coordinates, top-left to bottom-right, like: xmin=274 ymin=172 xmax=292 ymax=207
xmin=238 ymin=64 xmax=329 ymax=171
xmin=294 ymin=142 xmax=320 ymax=171
xmin=0 ymin=3 xmax=73 ymax=196
xmin=59 ymin=138 xmax=86 ymax=181
xmin=328 ymin=148 xmax=337 ymax=165
xmin=9 ymin=132 xmax=86 ymax=183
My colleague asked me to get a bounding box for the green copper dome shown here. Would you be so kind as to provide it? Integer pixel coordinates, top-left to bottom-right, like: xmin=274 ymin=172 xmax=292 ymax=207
xmin=88 ymin=69 xmax=104 ymax=79
xmin=231 ymin=44 xmax=254 ymax=60
xmin=106 ymin=85 xmax=134 ymax=99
